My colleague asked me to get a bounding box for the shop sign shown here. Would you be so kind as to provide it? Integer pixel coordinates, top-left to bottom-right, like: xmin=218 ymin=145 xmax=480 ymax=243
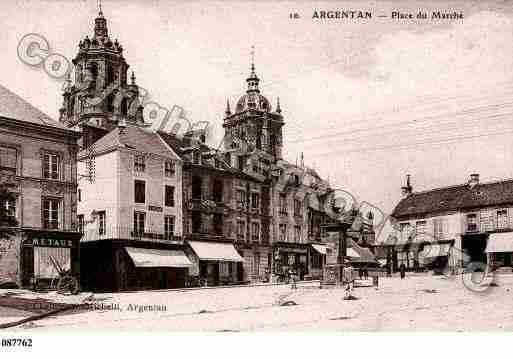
xmin=24 ymin=238 xmax=78 ymax=248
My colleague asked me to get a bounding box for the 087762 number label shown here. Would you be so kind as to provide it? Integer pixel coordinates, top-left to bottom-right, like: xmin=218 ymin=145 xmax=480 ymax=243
xmin=2 ymin=338 xmax=32 ymax=347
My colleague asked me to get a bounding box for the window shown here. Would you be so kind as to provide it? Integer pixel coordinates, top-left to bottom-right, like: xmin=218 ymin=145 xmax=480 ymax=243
xmin=251 ymin=192 xmax=260 ymax=210
xmin=193 ymin=151 xmax=200 ymax=164
xmin=106 ymin=65 xmax=115 ymax=86
xmin=237 ymin=190 xmax=246 ymax=209
xmin=237 ymin=156 xmax=245 ymax=170
xmin=164 ymin=160 xmax=175 ymax=177
xmin=77 ymin=215 xmax=84 ymax=233
xmin=134 ymin=180 xmax=146 ymax=203
xmin=192 ymin=176 xmax=202 ymax=200
xmin=121 ymin=98 xmax=128 ymax=116
xmin=213 ymin=180 xmax=223 ymax=203
xmin=279 ymin=193 xmax=287 ymax=215
xmin=78 ymin=189 xmax=81 ymax=202
xmin=43 ymin=153 xmax=60 ymax=180
xmin=42 ymin=199 xmax=59 ymax=229
xmin=433 ymin=218 xmax=445 ymax=240
xmin=134 ymin=155 xmax=145 ymax=172
xmin=237 ymin=220 xmax=245 ymax=240
xmin=106 ymin=93 xmax=115 ymax=113
xmin=467 ymin=214 xmax=478 ymax=232
xmin=164 ymin=215 xmax=175 ymax=239
xmin=214 ymin=213 xmax=223 ymax=235
xmin=192 ymin=213 xmax=202 ymax=233
xmin=415 ymin=221 xmax=426 ymax=234
xmin=294 ymin=225 xmax=301 ymax=242
xmin=0 ymin=146 xmax=17 ymax=175
xmin=133 ymin=211 xmax=145 ymax=236
xmin=279 ymin=224 xmax=287 ymax=242
xmin=251 ymin=222 xmax=260 ymax=242
xmin=98 ymin=211 xmax=106 ymax=235
xmin=3 ymin=196 xmax=16 ymax=220
xmin=497 ymin=210 xmax=508 ymax=229
xmin=165 ymin=185 xmax=175 ymax=207
xmin=294 ymin=199 xmax=302 ymax=217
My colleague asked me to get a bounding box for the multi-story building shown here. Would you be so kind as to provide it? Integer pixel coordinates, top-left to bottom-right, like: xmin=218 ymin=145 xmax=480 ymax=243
xmin=78 ymin=124 xmax=186 ymax=291
xmin=0 ymin=85 xmax=81 ymax=288
xmin=377 ymin=174 xmax=513 ymax=272
xmin=221 ymin=61 xmax=345 ymax=280
xmin=159 ymin=131 xmax=270 ymax=286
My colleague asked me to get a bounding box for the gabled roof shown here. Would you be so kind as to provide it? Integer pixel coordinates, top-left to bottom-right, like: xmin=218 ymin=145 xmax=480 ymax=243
xmin=0 ymin=84 xmax=67 ymax=130
xmin=392 ymin=179 xmax=513 ymax=219
xmin=78 ymin=125 xmax=178 ymax=159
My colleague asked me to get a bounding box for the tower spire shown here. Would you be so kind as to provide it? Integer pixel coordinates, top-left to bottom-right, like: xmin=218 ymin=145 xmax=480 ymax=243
xmin=246 ymin=46 xmax=260 ymax=93
xmin=276 ymin=97 xmax=282 ymax=114
xmin=225 ymin=99 xmax=231 ymax=116
xmin=94 ymin=0 xmax=108 ymax=39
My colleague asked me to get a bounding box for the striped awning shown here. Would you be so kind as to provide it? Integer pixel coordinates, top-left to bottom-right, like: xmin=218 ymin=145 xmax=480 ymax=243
xmin=188 ymin=241 xmax=244 ymax=262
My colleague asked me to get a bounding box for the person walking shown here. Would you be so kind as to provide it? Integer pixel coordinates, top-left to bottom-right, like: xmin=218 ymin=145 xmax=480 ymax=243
xmin=400 ymin=263 xmax=406 ymax=279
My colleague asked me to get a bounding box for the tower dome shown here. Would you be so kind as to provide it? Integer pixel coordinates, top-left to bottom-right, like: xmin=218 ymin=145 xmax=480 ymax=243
xmin=235 ymin=61 xmax=272 ymax=113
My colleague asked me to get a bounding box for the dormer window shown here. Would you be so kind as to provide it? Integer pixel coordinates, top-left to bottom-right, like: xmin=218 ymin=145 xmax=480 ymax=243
xmin=134 ymin=155 xmax=145 ymax=172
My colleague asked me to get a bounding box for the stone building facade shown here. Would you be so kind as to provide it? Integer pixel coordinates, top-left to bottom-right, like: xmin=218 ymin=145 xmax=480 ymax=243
xmin=77 ymin=125 xmax=187 ymax=291
xmin=0 ymin=85 xmax=81 ymax=288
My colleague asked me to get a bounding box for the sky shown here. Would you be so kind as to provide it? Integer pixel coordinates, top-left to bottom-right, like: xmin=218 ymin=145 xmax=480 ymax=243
xmin=1 ymin=0 xmax=513 ymax=214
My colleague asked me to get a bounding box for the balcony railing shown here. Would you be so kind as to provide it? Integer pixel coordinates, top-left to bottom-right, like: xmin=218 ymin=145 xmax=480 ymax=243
xmin=80 ymin=225 xmax=183 ymax=244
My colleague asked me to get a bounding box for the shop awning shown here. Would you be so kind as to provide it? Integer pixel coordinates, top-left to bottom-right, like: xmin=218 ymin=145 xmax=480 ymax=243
xmin=125 ymin=247 xmax=193 ymax=268
xmin=188 ymin=241 xmax=244 ymax=262
xmin=311 ymin=244 xmax=327 ymax=255
xmin=419 ymin=243 xmax=451 ymax=258
xmin=346 ymin=248 xmax=360 ymax=258
xmin=486 ymin=233 xmax=513 ymax=253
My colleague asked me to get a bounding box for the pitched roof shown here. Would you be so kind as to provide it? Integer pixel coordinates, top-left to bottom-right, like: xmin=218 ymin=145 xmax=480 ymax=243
xmin=158 ymin=131 xmax=258 ymax=180
xmin=0 ymin=84 xmax=67 ymax=130
xmin=78 ymin=125 xmax=177 ymax=159
xmin=392 ymin=179 xmax=513 ymax=219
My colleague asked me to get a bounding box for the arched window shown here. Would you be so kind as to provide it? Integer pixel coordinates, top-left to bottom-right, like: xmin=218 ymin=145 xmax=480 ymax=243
xmin=106 ymin=65 xmax=115 ymax=86
xmin=68 ymin=97 xmax=75 ymax=117
xmin=121 ymin=98 xmax=128 ymax=116
xmin=90 ymin=62 xmax=98 ymax=81
xmin=106 ymin=93 xmax=115 ymax=113
xmin=76 ymin=64 xmax=83 ymax=83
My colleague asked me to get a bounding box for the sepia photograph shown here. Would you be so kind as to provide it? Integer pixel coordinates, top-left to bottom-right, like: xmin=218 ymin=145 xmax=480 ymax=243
xmin=0 ymin=0 xmax=513 ymax=355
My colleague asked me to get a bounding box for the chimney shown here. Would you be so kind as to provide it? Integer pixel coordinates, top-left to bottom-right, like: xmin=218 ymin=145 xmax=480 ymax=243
xmin=468 ymin=173 xmax=480 ymax=188
xmin=401 ymin=174 xmax=413 ymax=197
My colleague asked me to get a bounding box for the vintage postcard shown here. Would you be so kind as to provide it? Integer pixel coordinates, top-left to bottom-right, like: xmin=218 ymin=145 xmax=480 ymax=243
xmin=0 ymin=0 xmax=512 ymax=355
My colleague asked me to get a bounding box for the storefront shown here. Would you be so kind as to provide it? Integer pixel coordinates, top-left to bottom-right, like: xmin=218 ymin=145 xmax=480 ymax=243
xmin=81 ymin=239 xmax=191 ymax=292
xmin=20 ymin=229 xmax=81 ymax=288
xmin=309 ymin=243 xmax=328 ymax=279
xmin=486 ymin=232 xmax=513 ymax=269
xmin=272 ymin=242 xmax=309 ymax=280
xmin=418 ymin=242 xmax=453 ymax=273
xmin=187 ymin=241 xmax=244 ymax=286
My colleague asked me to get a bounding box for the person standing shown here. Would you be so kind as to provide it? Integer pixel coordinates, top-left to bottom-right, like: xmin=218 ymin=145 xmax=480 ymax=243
xmin=400 ymin=263 xmax=406 ymax=279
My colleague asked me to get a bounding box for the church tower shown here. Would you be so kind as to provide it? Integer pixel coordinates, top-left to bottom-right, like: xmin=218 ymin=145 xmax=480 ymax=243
xmin=222 ymin=53 xmax=284 ymax=170
xmin=59 ymin=6 xmax=144 ymax=148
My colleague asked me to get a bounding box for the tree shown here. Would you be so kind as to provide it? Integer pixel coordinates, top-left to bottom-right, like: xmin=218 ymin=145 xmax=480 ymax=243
xmin=0 ymin=182 xmax=18 ymax=240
